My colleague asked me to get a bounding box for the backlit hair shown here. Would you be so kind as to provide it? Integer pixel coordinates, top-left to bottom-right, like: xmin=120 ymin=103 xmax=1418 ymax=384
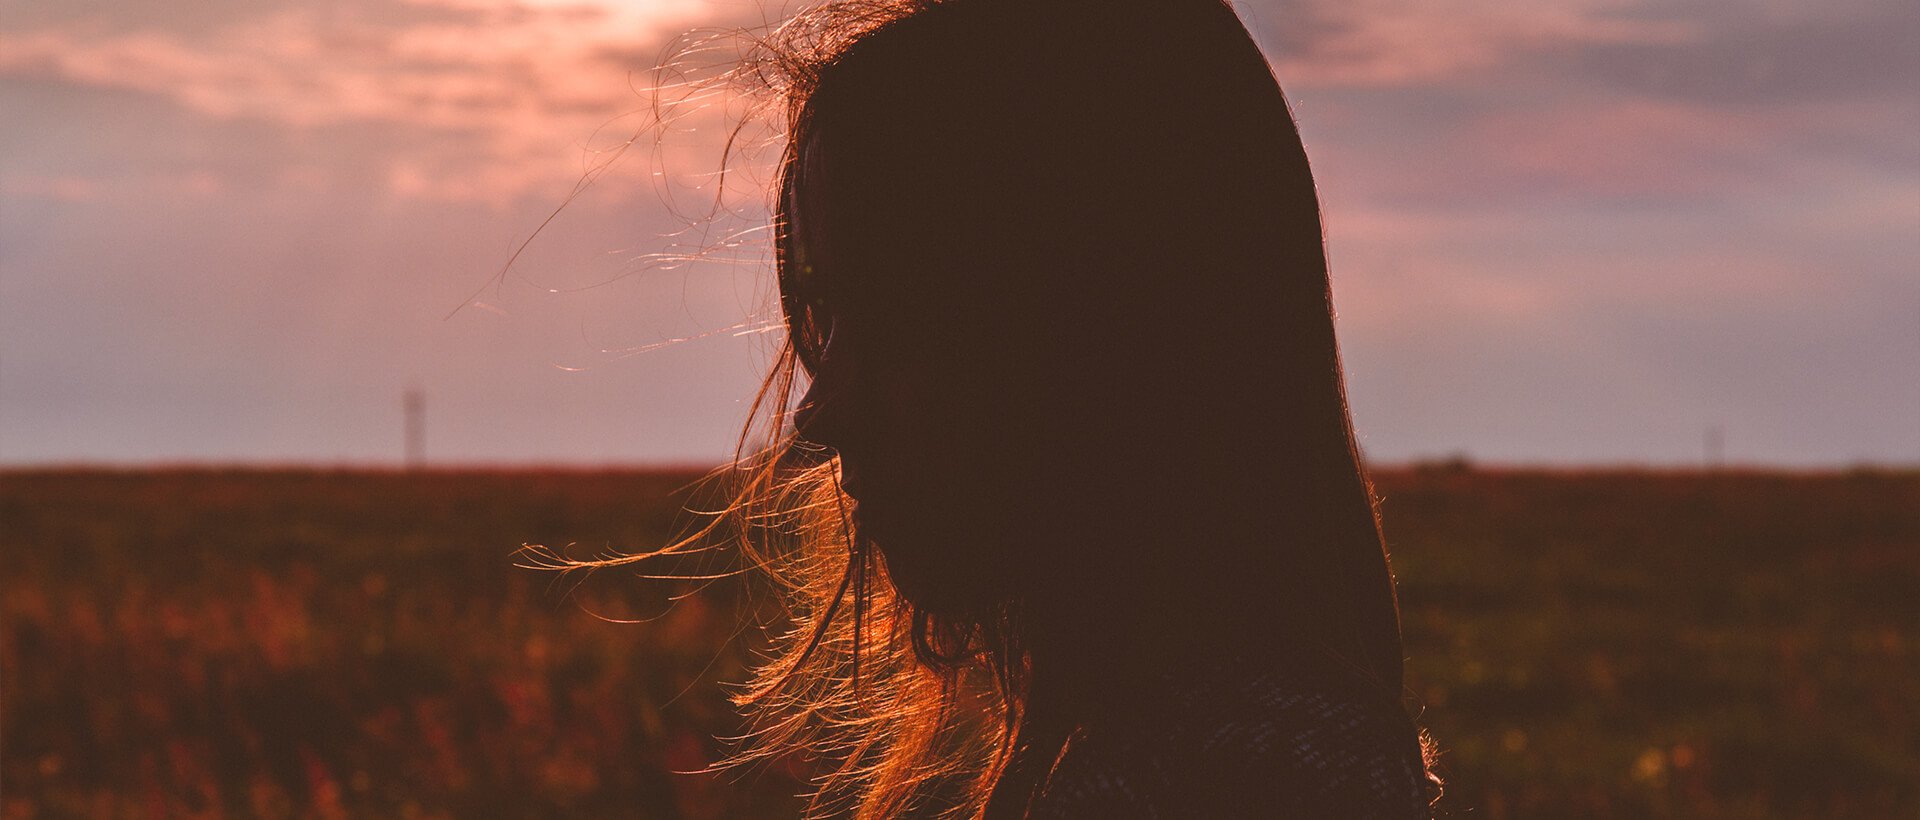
xmin=531 ymin=1 xmax=1439 ymax=817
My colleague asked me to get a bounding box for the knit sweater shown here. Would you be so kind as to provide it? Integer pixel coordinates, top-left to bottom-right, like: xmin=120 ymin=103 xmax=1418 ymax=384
xmin=1023 ymin=656 xmax=1435 ymax=819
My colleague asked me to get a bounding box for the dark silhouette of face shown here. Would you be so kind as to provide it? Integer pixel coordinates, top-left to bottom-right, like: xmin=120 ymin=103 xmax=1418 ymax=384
xmin=790 ymin=278 xmax=1023 ymax=611
xmin=792 ymin=311 xmax=927 ymax=543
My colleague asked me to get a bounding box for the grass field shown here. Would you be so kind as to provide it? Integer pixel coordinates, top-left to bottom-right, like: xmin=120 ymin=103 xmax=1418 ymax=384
xmin=2 ymin=466 xmax=1915 ymax=818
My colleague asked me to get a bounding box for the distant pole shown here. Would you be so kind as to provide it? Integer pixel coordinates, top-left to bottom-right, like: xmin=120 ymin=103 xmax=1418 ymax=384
xmin=404 ymin=386 xmax=426 ymax=469
xmin=1704 ymin=424 xmax=1723 ymax=470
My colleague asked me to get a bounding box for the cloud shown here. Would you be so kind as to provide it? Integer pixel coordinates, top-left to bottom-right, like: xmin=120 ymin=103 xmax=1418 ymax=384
xmin=1249 ymin=0 xmax=1920 ymax=104
xmin=1564 ymin=0 xmax=1920 ymax=104
xmin=0 ymin=0 xmax=744 ymax=203
xmin=8 ymin=0 xmax=1911 ymax=207
xmin=1246 ymin=0 xmax=1695 ymax=89
xmin=1235 ymin=0 xmax=1918 ymax=226
xmin=1442 ymin=97 xmax=1910 ymax=201
xmin=2 ymin=174 xmax=104 ymax=202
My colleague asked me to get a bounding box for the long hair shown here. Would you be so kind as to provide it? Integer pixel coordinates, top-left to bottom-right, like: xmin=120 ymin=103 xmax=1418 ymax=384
xmin=531 ymin=1 xmax=1436 ymax=817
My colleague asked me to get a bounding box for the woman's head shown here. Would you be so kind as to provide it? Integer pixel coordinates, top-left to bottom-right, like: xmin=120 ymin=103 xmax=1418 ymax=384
xmin=616 ymin=0 xmax=1431 ymax=814
xmin=774 ymin=0 xmax=1400 ymax=677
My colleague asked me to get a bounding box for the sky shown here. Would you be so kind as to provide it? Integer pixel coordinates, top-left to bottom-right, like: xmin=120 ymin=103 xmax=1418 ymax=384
xmin=2 ymin=0 xmax=1915 ymax=467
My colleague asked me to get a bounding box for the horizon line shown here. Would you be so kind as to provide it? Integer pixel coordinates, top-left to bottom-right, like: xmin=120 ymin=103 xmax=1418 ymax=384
xmin=2 ymin=457 xmax=1913 ymax=475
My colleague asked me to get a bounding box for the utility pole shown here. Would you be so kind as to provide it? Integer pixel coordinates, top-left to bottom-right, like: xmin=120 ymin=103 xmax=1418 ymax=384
xmin=404 ymin=386 xmax=425 ymax=469
xmin=1704 ymin=424 xmax=1723 ymax=471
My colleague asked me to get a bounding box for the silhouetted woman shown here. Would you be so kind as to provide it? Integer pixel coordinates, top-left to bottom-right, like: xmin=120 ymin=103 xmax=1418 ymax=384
xmin=602 ymin=0 xmax=1440 ymax=816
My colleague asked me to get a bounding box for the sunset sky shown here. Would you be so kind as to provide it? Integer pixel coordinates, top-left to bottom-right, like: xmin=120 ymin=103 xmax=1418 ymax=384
xmin=3 ymin=0 xmax=1915 ymax=466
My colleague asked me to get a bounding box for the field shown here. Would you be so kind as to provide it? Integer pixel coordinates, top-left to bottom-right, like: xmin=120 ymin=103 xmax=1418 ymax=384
xmin=2 ymin=466 xmax=1915 ymax=818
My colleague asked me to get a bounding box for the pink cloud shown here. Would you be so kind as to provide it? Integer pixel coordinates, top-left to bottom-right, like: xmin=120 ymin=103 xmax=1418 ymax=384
xmin=0 ymin=1 xmax=729 ymax=204
xmin=1461 ymin=99 xmax=1776 ymax=196
xmin=2 ymin=174 xmax=102 ymax=202
xmin=1267 ymin=0 xmax=1695 ymax=88
xmin=2 ymin=170 xmax=230 ymax=203
xmin=1456 ymin=97 xmax=1902 ymax=198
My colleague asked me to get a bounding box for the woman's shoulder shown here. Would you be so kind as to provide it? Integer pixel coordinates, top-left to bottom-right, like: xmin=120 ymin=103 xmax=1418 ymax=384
xmin=1030 ymin=656 xmax=1434 ymax=819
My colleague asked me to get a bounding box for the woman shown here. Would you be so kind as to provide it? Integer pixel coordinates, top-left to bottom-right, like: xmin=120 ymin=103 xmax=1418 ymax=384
xmin=590 ymin=0 xmax=1440 ymax=815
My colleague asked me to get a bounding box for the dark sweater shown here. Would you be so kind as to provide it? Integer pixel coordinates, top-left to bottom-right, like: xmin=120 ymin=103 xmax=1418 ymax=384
xmin=1023 ymin=656 xmax=1435 ymax=819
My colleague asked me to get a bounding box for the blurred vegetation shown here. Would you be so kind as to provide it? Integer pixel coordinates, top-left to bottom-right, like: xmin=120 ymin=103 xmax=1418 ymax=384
xmin=2 ymin=466 xmax=1915 ymax=818
xmin=1386 ymin=464 xmax=1919 ymax=818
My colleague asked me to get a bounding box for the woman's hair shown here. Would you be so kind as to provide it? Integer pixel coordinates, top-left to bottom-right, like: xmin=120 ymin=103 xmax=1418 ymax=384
xmin=534 ymin=1 xmax=1436 ymax=816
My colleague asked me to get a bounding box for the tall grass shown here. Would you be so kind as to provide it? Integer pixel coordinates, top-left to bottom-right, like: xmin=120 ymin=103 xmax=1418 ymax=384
xmin=2 ymin=466 xmax=1914 ymax=817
